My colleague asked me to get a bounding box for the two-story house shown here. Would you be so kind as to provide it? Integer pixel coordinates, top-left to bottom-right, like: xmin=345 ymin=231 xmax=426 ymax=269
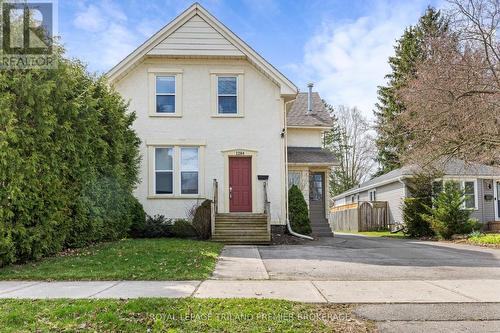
xmin=107 ymin=3 xmax=337 ymax=243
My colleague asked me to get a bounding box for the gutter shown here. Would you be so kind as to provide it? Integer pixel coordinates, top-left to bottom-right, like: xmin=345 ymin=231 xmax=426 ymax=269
xmin=284 ymin=98 xmax=314 ymax=241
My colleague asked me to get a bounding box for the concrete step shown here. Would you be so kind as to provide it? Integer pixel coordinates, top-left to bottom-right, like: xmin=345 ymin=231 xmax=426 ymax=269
xmin=214 ymin=231 xmax=269 ymax=236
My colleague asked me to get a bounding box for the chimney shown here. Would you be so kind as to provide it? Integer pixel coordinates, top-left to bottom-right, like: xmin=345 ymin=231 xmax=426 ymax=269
xmin=307 ymin=83 xmax=314 ymax=114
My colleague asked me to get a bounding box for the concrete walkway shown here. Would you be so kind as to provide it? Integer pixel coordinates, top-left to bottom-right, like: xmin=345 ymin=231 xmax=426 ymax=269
xmin=1 ymin=279 xmax=499 ymax=302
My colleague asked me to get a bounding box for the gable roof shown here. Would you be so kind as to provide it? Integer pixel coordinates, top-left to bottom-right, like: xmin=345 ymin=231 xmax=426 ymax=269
xmin=287 ymin=92 xmax=333 ymax=128
xmin=333 ymin=158 xmax=500 ymax=200
xmin=106 ymin=3 xmax=297 ymax=96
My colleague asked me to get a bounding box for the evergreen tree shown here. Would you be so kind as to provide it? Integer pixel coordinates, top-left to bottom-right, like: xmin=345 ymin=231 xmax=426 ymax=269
xmin=374 ymin=7 xmax=447 ymax=175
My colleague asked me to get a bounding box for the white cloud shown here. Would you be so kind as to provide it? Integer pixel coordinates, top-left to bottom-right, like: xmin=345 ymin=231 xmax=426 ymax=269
xmin=70 ymin=1 xmax=136 ymax=72
xmin=74 ymin=5 xmax=106 ymax=32
xmin=292 ymin=1 xmax=430 ymax=119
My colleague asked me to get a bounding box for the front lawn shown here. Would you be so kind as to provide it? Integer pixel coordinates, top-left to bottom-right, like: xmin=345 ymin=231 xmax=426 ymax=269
xmin=0 ymin=298 xmax=373 ymax=333
xmin=0 ymin=239 xmax=223 ymax=281
xmin=467 ymin=233 xmax=500 ymax=246
xmin=340 ymin=231 xmax=407 ymax=239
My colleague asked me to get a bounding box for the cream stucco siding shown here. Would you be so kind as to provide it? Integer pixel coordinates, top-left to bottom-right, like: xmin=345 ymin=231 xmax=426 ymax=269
xmin=115 ymin=58 xmax=287 ymax=225
xmin=287 ymin=128 xmax=323 ymax=147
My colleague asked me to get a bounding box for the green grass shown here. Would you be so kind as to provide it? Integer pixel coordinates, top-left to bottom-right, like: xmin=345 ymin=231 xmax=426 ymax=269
xmin=468 ymin=233 xmax=500 ymax=246
xmin=0 ymin=239 xmax=224 ymax=281
xmin=0 ymin=298 xmax=373 ymax=333
xmin=340 ymin=230 xmax=407 ymax=239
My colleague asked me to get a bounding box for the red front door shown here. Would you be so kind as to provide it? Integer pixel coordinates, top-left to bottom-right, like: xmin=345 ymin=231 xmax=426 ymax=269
xmin=229 ymin=157 xmax=252 ymax=212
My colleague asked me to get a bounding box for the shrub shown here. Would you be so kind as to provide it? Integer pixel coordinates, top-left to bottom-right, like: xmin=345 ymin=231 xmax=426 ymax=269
xmin=191 ymin=200 xmax=212 ymax=240
xmin=422 ymin=181 xmax=478 ymax=239
xmin=128 ymin=197 xmax=147 ymax=238
xmin=133 ymin=215 xmax=172 ymax=238
xmin=288 ymin=185 xmax=312 ymax=235
xmin=0 ymin=47 xmax=140 ymax=266
xmin=402 ymin=173 xmax=435 ymax=237
xmin=170 ymin=219 xmax=198 ymax=238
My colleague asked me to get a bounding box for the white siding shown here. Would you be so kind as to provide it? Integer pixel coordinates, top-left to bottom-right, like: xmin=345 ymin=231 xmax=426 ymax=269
xmin=148 ymin=15 xmax=244 ymax=57
xmin=287 ymin=128 xmax=323 ymax=147
xmin=374 ymin=181 xmax=406 ymax=225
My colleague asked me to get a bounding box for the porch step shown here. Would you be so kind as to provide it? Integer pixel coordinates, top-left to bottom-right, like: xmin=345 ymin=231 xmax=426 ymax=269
xmin=213 ymin=213 xmax=270 ymax=245
xmin=310 ymin=219 xmax=334 ymax=237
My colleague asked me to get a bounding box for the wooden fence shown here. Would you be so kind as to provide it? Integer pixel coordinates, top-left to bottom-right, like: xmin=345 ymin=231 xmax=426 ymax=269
xmin=329 ymin=201 xmax=388 ymax=232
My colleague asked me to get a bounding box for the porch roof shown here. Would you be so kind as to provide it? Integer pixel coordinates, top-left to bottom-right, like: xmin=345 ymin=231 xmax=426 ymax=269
xmin=287 ymin=147 xmax=337 ymax=165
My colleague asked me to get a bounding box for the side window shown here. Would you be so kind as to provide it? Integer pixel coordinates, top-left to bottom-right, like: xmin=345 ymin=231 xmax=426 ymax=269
xmin=180 ymin=148 xmax=199 ymax=195
xmin=217 ymin=76 xmax=237 ymax=114
xmin=288 ymin=171 xmax=301 ymax=189
xmin=369 ymin=189 xmax=376 ymax=201
xmin=155 ymin=148 xmax=173 ymax=194
xmin=463 ymin=181 xmax=476 ymax=209
xmin=156 ymin=76 xmax=175 ymax=113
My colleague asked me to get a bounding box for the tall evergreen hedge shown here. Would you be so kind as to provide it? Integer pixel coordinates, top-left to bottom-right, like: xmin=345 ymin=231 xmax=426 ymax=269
xmin=0 ymin=49 xmax=141 ymax=266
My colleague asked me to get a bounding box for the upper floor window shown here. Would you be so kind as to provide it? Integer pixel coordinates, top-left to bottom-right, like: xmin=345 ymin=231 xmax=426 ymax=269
xmin=217 ymin=76 xmax=237 ymax=114
xmin=155 ymin=147 xmax=173 ymax=194
xmin=156 ymin=76 xmax=175 ymax=113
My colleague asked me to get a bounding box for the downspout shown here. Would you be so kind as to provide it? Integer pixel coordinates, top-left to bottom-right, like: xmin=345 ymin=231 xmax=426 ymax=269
xmin=284 ymin=98 xmax=314 ymax=240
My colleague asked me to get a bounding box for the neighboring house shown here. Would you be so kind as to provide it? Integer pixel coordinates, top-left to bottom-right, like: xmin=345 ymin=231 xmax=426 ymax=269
xmin=107 ymin=3 xmax=337 ymax=242
xmin=332 ymin=159 xmax=500 ymax=230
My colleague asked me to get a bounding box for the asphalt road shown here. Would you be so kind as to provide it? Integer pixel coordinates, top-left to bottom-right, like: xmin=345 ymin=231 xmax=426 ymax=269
xmin=258 ymin=233 xmax=500 ymax=281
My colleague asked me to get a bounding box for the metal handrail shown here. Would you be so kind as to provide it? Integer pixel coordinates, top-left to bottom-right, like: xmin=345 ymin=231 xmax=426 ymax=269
xmin=211 ymin=179 xmax=218 ymax=237
xmin=263 ymin=181 xmax=271 ymax=237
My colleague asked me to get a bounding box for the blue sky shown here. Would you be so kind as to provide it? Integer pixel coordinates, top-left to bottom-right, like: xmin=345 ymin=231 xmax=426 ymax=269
xmin=59 ymin=0 xmax=441 ymax=118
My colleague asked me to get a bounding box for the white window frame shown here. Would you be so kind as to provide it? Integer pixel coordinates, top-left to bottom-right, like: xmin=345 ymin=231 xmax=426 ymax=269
xmin=155 ymin=76 xmax=176 ymax=114
xmin=368 ymin=189 xmax=377 ymax=201
xmin=217 ymin=76 xmax=238 ymax=115
xmin=461 ymin=180 xmax=478 ymax=210
xmin=148 ymin=68 xmax=183 ymax=117
xmin=147 ymin=141 xmax=205 ymax=199
xmin=179 ymin=147 xmax=200 ymax=196
xmin=210 ymin=70 xmax=244 ymax=117
xmin=436 ymin=178 xmax=479 ymax=210
xmin=154 ymin=147 xmax=174 ymax=195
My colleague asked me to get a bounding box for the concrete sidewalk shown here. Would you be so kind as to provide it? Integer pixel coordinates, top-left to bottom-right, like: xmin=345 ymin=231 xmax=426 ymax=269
xmin=1 ymin=279 xmax=499 ymax=303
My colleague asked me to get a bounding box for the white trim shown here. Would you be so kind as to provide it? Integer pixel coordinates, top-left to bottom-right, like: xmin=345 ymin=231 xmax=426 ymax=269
xmin=217 ymin=75 xmax=238 ymax=115
xmin=211 ymin=72 xmax=245 ymax=117
xmin=368 ymin=189 xmax=377 ymax=201
xmin=106 ymin=3 xmax=297 ymax=95
xmin=287 ymin=125 xmax=333 ymax=130
xmin=146 ymin=140 xmax=206 ymax=146
xmin=148 ymin=71 xmax=183 ymax=117
xmin=179 ymin=147 xmax=200 ymax=196
xmin=441 ymin=177 xmax=479 ymax=210
xmin=148 ymin=144 xmax=205 ymax=199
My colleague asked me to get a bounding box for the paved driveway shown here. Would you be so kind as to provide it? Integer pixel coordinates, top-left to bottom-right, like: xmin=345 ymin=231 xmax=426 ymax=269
xmin=256 ymin=234 xmax=500 ymax=281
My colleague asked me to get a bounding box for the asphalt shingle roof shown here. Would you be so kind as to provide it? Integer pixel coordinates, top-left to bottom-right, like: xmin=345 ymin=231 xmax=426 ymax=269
xmin=334 ymin=158 xmax=500 ymax=199
xmin=287 ymin=147 xmax=337 ymax=165
xmin=287 ymin=92 xmax=333 ymax=127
